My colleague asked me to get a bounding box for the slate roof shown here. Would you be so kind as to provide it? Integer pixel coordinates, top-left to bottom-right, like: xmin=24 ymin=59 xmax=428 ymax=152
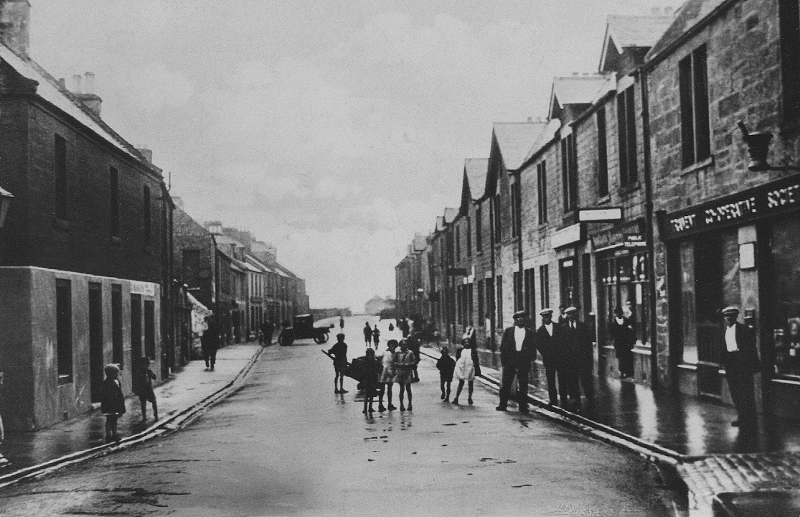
xmin=493 ymin=121 xmax=549 ymax=171
xmin=550 ymin=74 xmax=614 ymax=108
xmin=0 ymin=44 xmax=152 ymax=168
xmin=523 ymin=119 xmax=563 ymax=163
xmin=464 ymin=158 xmax=489 ymax=201
xmin=646 ymin=0 xmax=729 ymax=61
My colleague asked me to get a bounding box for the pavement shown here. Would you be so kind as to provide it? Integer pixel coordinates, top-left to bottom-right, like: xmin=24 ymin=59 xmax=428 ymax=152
xmin=0 ymin=341 xmax=265 ymax=487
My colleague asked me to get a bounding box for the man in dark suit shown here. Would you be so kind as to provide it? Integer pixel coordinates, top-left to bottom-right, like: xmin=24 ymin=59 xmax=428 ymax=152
xmin=534 ymin=308 xmax=568 ymax=406
xmin=720 ymin=306 xmax=760 ymax=428
xmin=560 ymin=306 xmax=595 ymax=409
xmin=497 ymin=310 xmax=537 ymax=413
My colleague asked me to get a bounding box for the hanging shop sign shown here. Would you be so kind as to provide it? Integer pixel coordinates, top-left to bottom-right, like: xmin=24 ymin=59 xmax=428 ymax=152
xmin=130 ymin=281 xmax=156 ymax=297
xmin=578 ymin=207 xmax=623 ymax=222
xmin=659 ymin=173 xmax=800 ymax=239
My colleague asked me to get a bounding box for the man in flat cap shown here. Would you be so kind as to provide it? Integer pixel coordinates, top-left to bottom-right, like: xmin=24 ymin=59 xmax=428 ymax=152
xmin=561 ymin=306 xmax=595 ymax=410
xmin=534 ymin=308 xmax=568 ymax=406
xmin=497 ymin=310 xmax=537 ymax=413
xmin=720 ymin=306 xmax=760 ymax=428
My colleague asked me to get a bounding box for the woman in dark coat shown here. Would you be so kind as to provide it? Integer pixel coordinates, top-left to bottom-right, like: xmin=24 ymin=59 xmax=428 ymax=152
xmin=609 ymin=307 xmax=636 ymax=379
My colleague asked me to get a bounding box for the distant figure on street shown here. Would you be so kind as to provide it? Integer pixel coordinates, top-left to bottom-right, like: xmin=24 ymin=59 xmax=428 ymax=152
xmin=720 ymin=306 xmax=760 ymax=428
xmin=535 ymin=308 xmax=568 ymax=406
xmin=260 ymin=319 xmax=274 ymax=346
xmin=497 ymin=310 xmax=536 ymax=413
xmin=328 ymin=333 xmax=349 ymax=394
xmin=406 ymin=333 xmax=422 ymax=382
xmin=361 ymin=348 xmax=381 ymax=414
xmin=372 ymin=324 xmax=381 ymax=350
xmin=133 ymin=357 xmax=158 ymax=422
xmin=201 ymin=316 xmax=220 ymax=371
xmin=339 ymin=315 xmax=344 ymax=331
xmin=453 ymin=341 xmax=476 ymax=405
xmin=561 ymin=306 xmax=595 ymax=409
xmin=378 ymin=340 xmax=398 ymax=412
xmin=100 ymin=364 xmax=126 ymax=443
xmin=363 ymin=322 xmax=372 ymax=347
xmin=609 ymin=307 xmax=635 ymax=380
xmin=436 ymin=346 xmax=455 ymax=402
xmin=392 ymin=339 xmax=416 ymax=411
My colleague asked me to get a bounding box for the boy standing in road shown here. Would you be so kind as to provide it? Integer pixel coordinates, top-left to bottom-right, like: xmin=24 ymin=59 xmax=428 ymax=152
xmin=328 ymin=333 xmax=349 ymax=394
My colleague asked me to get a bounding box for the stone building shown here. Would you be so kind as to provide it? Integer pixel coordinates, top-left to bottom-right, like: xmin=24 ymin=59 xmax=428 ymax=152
xmin=645 ymin=0 xmax=800 ymax=418
xmin=0 ymin=1 xmax=172 ymax=430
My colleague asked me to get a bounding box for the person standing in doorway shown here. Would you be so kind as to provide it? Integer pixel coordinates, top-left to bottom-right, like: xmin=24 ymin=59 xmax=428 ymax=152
xmin=201 ymin=315 xmax=220 ymax=372
xmin=720 ymin=306 xmax=760 ymax=428
xmin=609 ymin=307 xmax=636 ymax=380
xmin=363 ymin=322 xmax=372 ymax=348
xmin=497 ymin=310 xmax=536 ymax=414
xmin=561 ymin=307 xmax=595 ymax=409
xmin=535 ymin=308 xmax=568 ymax=407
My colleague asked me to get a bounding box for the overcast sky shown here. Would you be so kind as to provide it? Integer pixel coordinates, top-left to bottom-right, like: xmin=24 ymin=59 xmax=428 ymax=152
xmin=30 ymin=0 xmax=682 ymax=311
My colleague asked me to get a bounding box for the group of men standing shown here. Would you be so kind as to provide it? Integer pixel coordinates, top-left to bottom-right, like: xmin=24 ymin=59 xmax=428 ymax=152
xmin=497 ymin=306 xmax=594 ymax=413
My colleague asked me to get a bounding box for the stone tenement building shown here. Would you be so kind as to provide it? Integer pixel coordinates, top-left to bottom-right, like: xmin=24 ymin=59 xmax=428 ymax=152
xmin=397 ymin=0 xmax=800 ymax=421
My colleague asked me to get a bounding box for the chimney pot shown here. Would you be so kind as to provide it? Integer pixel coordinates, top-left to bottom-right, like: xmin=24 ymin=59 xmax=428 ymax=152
xmin=71 ymin=74 xmax=83 ymax=94
xmin=0 ymin=0 xmax=30 ymax=57
xmin=83 ymin=72 xmax=95 ymax=95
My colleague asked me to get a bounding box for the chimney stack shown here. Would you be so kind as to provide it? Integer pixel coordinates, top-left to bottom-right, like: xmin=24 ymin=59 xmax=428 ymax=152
xmin=0 ymin=0 xmax=30 ymax=57
xmin=76 ymin=72 xmax=102 ymax=117
xmin=136 ymin=146 xmax=153 ymax=164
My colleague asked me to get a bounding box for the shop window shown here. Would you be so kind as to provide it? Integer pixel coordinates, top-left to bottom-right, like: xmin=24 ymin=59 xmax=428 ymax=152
xmin=560 ymin=259 xmax=577 ymax=309
xmin=770 ymin=218 xmax=800 ymax=377
xmin=601 ymin=253 xmax=651 ymax=346
xmin=679 ymin=45 xmax=711 ymax=167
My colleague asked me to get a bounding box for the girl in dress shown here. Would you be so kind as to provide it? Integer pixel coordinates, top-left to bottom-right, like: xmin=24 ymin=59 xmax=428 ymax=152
xmin=452 ymin=342 xmax=476 ymax=405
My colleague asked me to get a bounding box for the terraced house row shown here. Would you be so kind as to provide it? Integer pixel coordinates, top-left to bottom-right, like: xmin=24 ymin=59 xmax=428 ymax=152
xmin=397 ymin=0 xmax=800 ymax=420
xmin=0 ymin=1 xmax=308 ymax=431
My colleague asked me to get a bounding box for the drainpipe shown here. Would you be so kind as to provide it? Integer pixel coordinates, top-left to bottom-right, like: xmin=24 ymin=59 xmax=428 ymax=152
xmin=489 ymin=194 xmax=497 ymax=361
xmin=639 ymin=68 xmax=659 ymax=390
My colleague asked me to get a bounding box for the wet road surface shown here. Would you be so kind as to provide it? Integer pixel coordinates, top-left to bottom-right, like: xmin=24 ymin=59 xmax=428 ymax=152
xmin=0 ymin=317 xmax=680 ymax=516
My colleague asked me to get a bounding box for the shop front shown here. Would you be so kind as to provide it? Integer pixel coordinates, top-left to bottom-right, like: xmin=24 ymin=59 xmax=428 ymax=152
xmin=660 ymin=173 xmax=800 ymax=418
